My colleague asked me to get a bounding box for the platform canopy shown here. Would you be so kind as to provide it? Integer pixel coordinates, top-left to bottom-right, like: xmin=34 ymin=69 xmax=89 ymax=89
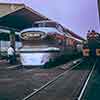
xmin=0 ymin=3 xmax=49 ymax=31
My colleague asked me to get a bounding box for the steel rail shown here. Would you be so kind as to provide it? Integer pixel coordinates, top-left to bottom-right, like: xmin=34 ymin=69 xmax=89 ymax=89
xmin=77 ymin=59 xmax=97 ymax=100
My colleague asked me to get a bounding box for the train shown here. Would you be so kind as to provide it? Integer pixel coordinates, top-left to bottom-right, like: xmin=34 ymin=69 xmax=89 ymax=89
xmin=82 ymin=30 xmax=100 ymax=57
xmin=19 ymin=21 xmax=83 ymax=66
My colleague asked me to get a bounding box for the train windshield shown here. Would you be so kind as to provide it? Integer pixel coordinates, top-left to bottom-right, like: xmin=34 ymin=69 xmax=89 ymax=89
xmin=34 ymin=21 xmax=64 ymax=33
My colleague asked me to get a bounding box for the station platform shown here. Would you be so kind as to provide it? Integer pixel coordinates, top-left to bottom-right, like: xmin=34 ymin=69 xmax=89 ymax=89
xmin=0 ymin=57 xmax=20 ymax=69
xmin=0 ymin=59 xmax=10 ymax=67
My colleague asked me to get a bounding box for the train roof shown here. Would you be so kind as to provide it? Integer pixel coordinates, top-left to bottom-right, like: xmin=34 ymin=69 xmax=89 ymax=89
xmin=34 ymin=20 xmax=56 ymax=23
xmin=34 ymin=20 xmax=85 ymax=41
xmin=20 ymin=27 xmax=83 ymax=43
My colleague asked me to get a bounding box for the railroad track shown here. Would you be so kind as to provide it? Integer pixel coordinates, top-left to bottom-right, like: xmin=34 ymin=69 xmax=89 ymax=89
xmin=0 ymin=58 xmax=82 ymax=100
xmin=1 ymin=58 xmax=97 ymax=100
xmin=21 ymin=59 xmax=97 ymax=100
xmin=21 ymin=58 xmax=91 ymax=100
xmin=77 ymin=59 xmax=97 ymax=100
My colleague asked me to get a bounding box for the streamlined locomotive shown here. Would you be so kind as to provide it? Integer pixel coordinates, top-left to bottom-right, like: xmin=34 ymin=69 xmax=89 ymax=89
xmin=19 ymin=21 xmax=82 ymax=66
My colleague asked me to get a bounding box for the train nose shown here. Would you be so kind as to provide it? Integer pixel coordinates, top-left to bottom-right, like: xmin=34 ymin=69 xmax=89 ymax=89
xmin=19 ymin=47 xmax=51 ymax=66
xmin=20 ymin=52 xmax=49 ymax=66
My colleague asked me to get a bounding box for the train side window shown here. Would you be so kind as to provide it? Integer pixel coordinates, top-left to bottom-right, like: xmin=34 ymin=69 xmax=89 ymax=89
xmin=33 ymin=23 xmax=46 ymax=27
xmin=66 ymin=39 xmax=68 ymax=45
xmin=38 ymin=23 xmax=46 ymax=27
xmin=56 ymin=24 xmax=64 ymax=33
xmin=58 ymin=39 xmax=63 ymax=45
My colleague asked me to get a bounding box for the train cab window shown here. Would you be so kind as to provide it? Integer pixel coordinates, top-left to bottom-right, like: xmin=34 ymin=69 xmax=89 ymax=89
xmin=34 ymin=22 xmax=47 ymax=27
xmin=33 ymin=23 xmax=39 ymax=27
xmin=56 ymin=24 xmax=64 ymax=33
xmin=39 ymin=23 xmax=46 ymax=27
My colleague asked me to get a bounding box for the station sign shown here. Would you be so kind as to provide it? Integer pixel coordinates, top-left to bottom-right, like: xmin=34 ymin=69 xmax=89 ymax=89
xmin=20 ymin=31 xmax=46 ymax=40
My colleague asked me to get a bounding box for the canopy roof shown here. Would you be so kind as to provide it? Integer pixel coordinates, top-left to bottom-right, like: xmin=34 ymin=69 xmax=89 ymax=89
xmin=0 ymin=3 xmax=49 ymax=30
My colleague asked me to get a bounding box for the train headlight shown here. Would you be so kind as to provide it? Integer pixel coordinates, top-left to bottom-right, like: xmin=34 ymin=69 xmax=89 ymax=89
xmin=96 ymin=49 xmax=100 ymax=56
xmin=83 ymin=49 xmax=90 ymax=56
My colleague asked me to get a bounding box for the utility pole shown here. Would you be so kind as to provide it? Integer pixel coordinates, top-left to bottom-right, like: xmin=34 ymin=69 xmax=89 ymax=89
xmin=97 ymin=0 xmax=100 ymax=23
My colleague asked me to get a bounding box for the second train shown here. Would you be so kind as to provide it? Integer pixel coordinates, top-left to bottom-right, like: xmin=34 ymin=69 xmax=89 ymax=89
xmin=83 ymin=30 xmax=100 ymax=58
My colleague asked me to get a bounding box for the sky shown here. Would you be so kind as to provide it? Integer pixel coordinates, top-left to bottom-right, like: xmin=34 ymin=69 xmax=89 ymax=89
xmin=0 ymin=0 xmax=99 ymax=38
